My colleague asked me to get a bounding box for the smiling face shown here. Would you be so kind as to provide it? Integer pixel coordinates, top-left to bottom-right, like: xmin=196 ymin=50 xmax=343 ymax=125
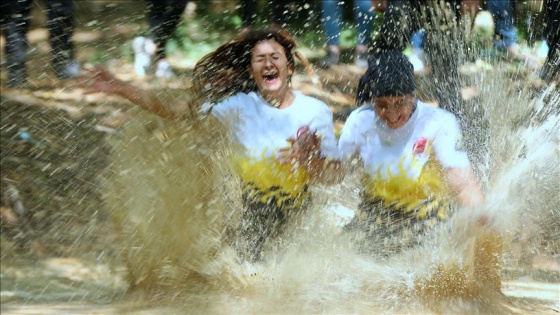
xmin=374 ymin=94 xmax=415 ymax=129
xmin=248 ymin=39 xmax=293 ymax=102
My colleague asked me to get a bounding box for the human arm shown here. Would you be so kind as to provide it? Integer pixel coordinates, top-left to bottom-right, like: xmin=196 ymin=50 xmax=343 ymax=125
xmin=446 ymin=166 xmax=492 ymax=226
xmin=337 ymin=107 xmax=368 ymax=174
xmin=78 ymin=66 xmax=192 ymax=120
xmin=432 ymin=111 xmax=486 ymax=208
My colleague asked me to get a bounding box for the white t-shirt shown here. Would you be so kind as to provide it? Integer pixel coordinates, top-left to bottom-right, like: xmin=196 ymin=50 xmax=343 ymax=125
xmin=339 ymin=100 xmax=469 ymax=179
xmin=209 ymin=91 xmax=339 ymax=160
xmin=339 ymin=100 xmax=470 ymax=215
xmin=205 ymin=91 xmax=339 ymax=203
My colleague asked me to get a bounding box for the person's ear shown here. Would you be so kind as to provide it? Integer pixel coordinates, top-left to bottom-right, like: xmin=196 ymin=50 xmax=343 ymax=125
xmin=248 ymin=67 xmax=254 ymax=79
xmin=288 ymin=63 xmax=294 ymax=75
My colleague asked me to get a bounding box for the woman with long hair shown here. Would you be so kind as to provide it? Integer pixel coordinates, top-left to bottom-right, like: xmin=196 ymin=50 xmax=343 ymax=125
xmin=81 ymin=26 xmax=341 ymax=262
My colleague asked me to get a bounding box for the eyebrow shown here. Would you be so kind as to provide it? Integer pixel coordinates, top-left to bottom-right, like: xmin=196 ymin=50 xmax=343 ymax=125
xmin=254 ymin=51 xmax=281 ymax=58
xmin=375 ymin=98 xmax=410 ymax=107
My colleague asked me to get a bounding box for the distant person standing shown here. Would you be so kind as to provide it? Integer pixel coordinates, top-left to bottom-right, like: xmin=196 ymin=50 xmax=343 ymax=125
xmin=1 ymin=0 xmax=79 ymax=88
xmin=320 ymin=0 xmax=377 ymax=68
xmin=486 ymin=0 xmax=543 ymax=67
xmin=239 ymin=0 xmax=291 ymax=29
xmin=540 ymin=0 xmax=559 ymax=82
xmin=133 ymin=0 xmax=189 ymax=79
xmin=487 ymin=0 xmax=517 ymax=54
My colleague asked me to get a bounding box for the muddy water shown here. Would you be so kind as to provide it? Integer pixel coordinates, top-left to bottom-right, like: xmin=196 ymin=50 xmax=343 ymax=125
xmin=6 ymin=77 xmax=559 ymax=315
xmin=2 ymin=55 xmax=560 ymax=315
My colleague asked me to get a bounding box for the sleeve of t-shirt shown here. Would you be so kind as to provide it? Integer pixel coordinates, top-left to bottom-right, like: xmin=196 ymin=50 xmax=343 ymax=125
xmin=203 ymin=94 xmax=242 ymax=124
xmin=309 ymin=104 xmax=340 ymax=160
xmin=432 ymin=112 xmax=470 ymax=168
xmin=337 ymin=108 xmax=363 ymax=162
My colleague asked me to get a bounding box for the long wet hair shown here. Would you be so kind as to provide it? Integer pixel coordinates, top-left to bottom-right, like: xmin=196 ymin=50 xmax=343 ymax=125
xmin=193 ymin=26 xmax=312 ymax=105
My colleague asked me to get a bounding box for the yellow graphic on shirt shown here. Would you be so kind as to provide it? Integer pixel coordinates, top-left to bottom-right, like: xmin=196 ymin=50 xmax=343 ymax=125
xmin=235 ymin=152 xmax=311 ymax=209
xmin=362 ymin=146 xmax=450 ymax=220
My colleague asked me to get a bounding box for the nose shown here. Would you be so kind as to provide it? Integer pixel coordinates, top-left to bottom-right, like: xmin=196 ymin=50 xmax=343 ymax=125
xmin=263 ymin=57 xmax=273 ymax=68
xmin=382 ymin=107 xmax=400 ymax=119
xmin=381 ymin=106 xmax=398 ymax=115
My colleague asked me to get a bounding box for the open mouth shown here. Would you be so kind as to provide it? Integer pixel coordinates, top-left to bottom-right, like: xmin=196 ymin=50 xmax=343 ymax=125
xmin=263 ymin=73 xmax=279 ymax=82
xmin=386 ymin=115 xmax=402 ymax=127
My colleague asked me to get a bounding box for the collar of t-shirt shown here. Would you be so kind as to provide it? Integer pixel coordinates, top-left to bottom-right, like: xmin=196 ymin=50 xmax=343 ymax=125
xmin=254 ymin=91 xmax=303 ymax=110
xmin=373 ymin=100 xmax=420 ymax=144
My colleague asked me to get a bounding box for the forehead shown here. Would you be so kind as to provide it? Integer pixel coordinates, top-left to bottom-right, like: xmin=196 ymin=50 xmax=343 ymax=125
xmin=374 ymin=95 xmax=410 ymax=103
xmin=252 ymin=39 xmax=286 ymax=56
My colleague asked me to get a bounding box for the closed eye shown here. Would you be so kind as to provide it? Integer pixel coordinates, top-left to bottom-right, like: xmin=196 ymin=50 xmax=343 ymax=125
xmin=395 ymin=100 xmax=407 ymax=107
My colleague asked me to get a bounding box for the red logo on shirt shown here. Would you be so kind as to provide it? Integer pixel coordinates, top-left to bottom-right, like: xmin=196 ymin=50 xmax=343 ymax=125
xmin=297 ymin=125 xmax=310 ymax=138
xmin=413 ymin=137 xmax=428 ymax=154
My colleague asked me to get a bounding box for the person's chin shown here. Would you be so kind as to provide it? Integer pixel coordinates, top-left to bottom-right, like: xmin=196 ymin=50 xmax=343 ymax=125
xmin=262 ymin=84 xmax=283 ymax=95
xmin=386 ymin=121 xmax=404 ymax=129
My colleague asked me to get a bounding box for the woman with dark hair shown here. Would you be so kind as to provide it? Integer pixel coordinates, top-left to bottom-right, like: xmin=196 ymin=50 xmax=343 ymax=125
xmin=339 ymin=50 xmax=485 ymax=256
xmin=81 ymin=26 xmax=341 ymax=262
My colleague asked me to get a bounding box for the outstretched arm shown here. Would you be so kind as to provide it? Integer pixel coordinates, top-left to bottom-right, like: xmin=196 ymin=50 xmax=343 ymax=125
xmin=79 ymin=66 xmax=192 ymax=120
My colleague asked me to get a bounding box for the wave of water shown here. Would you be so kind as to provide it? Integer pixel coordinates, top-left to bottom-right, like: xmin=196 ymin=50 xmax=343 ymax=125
xmin=102 ymin=72 xmax=558 ymax=313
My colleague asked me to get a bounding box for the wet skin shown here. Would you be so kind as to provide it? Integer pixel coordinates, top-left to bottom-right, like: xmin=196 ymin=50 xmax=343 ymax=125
xmin=248 ymin=39 xmax=294 ymax=108
xmin=373 ymin=94 xmax=415 ymax=129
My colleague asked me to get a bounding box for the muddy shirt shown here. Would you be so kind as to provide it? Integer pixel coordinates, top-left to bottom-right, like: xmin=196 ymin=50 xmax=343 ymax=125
xmin=338 ymin=100 xmax=469 ymax=218
xmin=207 ymin=91 xmax=340 ymax=208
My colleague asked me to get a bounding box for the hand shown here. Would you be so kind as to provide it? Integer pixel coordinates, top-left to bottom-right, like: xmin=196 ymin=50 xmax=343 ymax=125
xmin=277 ymin=126 xmax=321 ymax=172
xmin=76 ymin=65 xmax=124 ymax=96
xmin=475 ymin=213 xmax=496 ymax=227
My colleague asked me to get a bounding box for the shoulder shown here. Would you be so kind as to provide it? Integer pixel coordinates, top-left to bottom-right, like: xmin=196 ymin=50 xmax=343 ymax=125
xmin=415 ymin=102 xmax=463 ymax=146
xmin=208 ymin=91 xmax=258 ymax=119
xmin=356 ymin=103 xmax=375 ymax=115
xmin=292 ymin=91 xmax=333 ymax=117
xmin=347 ymin=104 xmax=375 ymax=124
xmin=417 ymin=101 xmax=459 ymax=126
xmin=293 ymin=91 xmax=328 ymax=108
xmin=340 ymin=104 xmax=375 ymax=135
xmin=227 ymin=91 xmax=258 ymax=104
xmin=212 ymin=91 xmax=257 ymax=110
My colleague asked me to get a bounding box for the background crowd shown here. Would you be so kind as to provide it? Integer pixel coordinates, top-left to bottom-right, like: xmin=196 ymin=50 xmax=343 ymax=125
xmin=1 ymin=0 xmax=558 ymax=89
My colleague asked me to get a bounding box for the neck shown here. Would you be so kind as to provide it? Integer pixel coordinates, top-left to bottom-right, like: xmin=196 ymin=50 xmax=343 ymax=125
xmin=262 ymin=87 xmax=294 ymax=109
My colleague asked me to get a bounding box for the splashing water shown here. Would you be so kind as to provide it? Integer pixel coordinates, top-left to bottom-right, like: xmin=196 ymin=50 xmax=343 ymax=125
xmin=96 ymin=69 xmax=559 ymax=314
xmin=97 ymin=4 xmax=559 ymax=311
xmin=2 ymin=4 xmax=558 ymax=314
